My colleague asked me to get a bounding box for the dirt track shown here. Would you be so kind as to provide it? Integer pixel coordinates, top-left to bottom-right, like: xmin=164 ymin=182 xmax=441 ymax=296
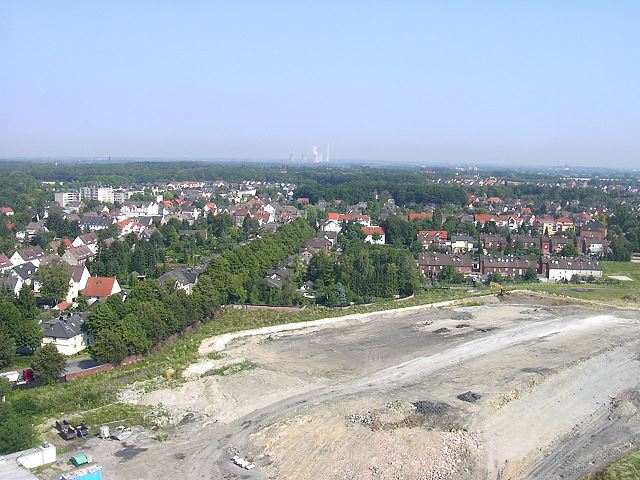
xmin=86 ymin=295 xmax=640 ymax=480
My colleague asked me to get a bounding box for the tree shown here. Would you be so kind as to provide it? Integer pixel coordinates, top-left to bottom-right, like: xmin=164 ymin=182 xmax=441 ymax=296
xmin=86 ymin=302 xmax=118 ymax=334
xmin=16 ymin=285 xmax=37 ymax=321
xmin=242 ymin=214 xmax=259 ymax=235
xmin=31 ymin=344 xmax=66 ymax=385
xmin=116 ymin=314 xmax=152 ymax=354
xmin=75 ymin=295 xmax=88 ymax=311
xmin=90 ymin=329 xmax=128 ymax=364
xmin=559 ymin=243 xmax=579 ymax=257
xmin=0 ymin=413 xmax=37 ymax=454
xmin=439 ymin=265 xmax=465 ymax=284
xmin=12 ymin=319 xmax=42 ymax=352
xmin=0 ymin=327 xmax=15 ymax=369
xmin=35 ymin=259 xmax=70 ymax=304
xmin=487 ymin=272 xmax=503 ymax=285
xmin=523 ymin=268 xmax=539 ymax=282
xmin=0 ymin=376 xmax=11 ymax=403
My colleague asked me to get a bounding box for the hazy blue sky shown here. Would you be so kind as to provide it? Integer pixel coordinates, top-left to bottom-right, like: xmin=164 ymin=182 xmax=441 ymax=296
xmin=1 ymin=2 xmax=639 ymax=167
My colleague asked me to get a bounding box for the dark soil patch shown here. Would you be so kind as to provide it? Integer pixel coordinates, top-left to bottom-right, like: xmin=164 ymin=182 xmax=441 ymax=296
xmin=433 ymin=327 xmax=450 ymax=334
xmin=114 ymin=445 xmax=148 ymax=461
xmin=457 ymin=391 xmax=481 ymax=403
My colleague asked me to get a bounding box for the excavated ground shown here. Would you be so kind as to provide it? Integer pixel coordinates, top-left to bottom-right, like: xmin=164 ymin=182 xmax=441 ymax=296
xmin=68 ymin=295 xmax=640 ymax=480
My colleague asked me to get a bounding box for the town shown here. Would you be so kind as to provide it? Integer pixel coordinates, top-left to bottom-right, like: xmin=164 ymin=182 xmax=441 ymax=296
xmin=1 ymin=161 xmax=639 ymax=479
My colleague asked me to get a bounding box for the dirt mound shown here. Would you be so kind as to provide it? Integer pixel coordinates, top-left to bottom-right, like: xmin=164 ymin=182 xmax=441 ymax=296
xmin=254 ymin=402 xmax=480 ymax=480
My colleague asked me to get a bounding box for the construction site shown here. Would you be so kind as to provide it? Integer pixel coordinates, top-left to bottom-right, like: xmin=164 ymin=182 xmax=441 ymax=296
xmin=48 ymin=293 xmax=640 ymax=479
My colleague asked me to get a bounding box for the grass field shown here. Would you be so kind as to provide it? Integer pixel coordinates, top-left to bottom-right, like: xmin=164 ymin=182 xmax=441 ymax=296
xmin=584 ymin=449 xmax=640 ymax=479
xmin=507 ymin=261 xmax=640 ymax=307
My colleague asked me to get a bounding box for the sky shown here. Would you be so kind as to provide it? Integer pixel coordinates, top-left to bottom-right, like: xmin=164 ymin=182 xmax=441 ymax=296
xmin=1 ymin=1 xmax=639 ymax=167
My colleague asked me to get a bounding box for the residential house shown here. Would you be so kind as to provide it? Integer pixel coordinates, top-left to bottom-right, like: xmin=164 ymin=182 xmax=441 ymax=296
xmin=480 ymin=234 xmax=507 ymax=251
xmin=10 ymin=246 xmax=46 ymax=267
xmin=555 ymin=217 xmax=575 ymax=232
xmin=41 ymin=312 xmax=91 ymax=356
xmin=80 ymin=216 xmax=115 ymax=231
xmin=541 ymin=257 xmax=603 ymax=282
xmin=82 ymin=277 xmax=121 ymax=303
xmin=417 ymin=230 xmax=448 ymax=249
xmin=550 ymin=236 xmax=575 ymax=253
xmin=417 ymin=252 xmax=472 ymax=279
xmin=326 ymin=212 xmax=370 ymax=226
xmin=62 ymin=245 xmax=95 ymax=266
xmin=0 ymin=253 xmax=12 ymax=273
xmin=11 ymin=262 xmax=40 ymax=292
xmin=49 ymin=238 xmax=73 ymax=253
xmin=361 ymin=226 xmax=386 ymax=245
xmin=297 ymin=248 xmax=315 ymax=266
xmin=66 ymin=265 xmax=90 ymax=302
xmin=537 ymin=217 xmax=558 ymax=236
xmin=305 ymin=236 xmax=333 ymax=252
xmin=0 ymin=276 xmax=23 ymax=295
xmin=479 ymin=254 xmax=537 ymax=277
xmin=450 ymin=235 xmax=475 ymax=253
xmin=117 ymin=219 xmax=146 ymax=237
xmin=264 ymin=268 xmax=292 ymax=289
xmin=320 ymin=219 xmax=342 ymax=233
xmin=509 ymin=234 xmax=539 ymax=251
xmin=580 ymin=237 xmax=609 ymax=256
xmin=580 ymin=221 xmax=607 ymax=241
xmin=72 ymin=232 xmax=99 ymax=253
xmin=158 ymin=268 xmax=199 ymax=295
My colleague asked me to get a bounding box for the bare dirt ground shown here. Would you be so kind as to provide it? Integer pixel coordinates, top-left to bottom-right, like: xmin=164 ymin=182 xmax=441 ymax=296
xmin=60 ymin=294 xmax=640 ymax=480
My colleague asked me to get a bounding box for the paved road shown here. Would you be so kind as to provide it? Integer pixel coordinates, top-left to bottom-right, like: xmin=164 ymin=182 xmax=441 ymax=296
xmin=65 ymin=356 xmax=102 ymax=374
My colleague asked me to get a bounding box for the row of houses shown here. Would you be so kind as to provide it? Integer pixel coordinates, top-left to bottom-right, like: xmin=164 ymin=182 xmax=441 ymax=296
xmin=417 ymin=230 xmax=608 ymax=256
xmin=417 ymin=252 xmax=603 ymax=282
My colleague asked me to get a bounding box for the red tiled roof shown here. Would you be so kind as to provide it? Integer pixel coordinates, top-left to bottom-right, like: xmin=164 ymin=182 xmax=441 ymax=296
xmin=82 ymin=277 xmax=117 ymax=298
xmin=361 ymin=226 xmax=384 ymax=236
xmin=418 ymin=230 xmax=448 ymax=239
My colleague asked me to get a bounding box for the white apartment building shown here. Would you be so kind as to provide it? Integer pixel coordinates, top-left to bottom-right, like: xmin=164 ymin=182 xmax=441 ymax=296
xmin=54 ymin=191 xmax=81 ymax=206
xmin=81 ymin=186 xmax=114 ymax=203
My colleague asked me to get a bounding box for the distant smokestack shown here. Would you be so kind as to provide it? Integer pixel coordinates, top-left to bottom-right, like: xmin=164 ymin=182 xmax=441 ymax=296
xmin=326 ymin=144 xmax=330 ymax=162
